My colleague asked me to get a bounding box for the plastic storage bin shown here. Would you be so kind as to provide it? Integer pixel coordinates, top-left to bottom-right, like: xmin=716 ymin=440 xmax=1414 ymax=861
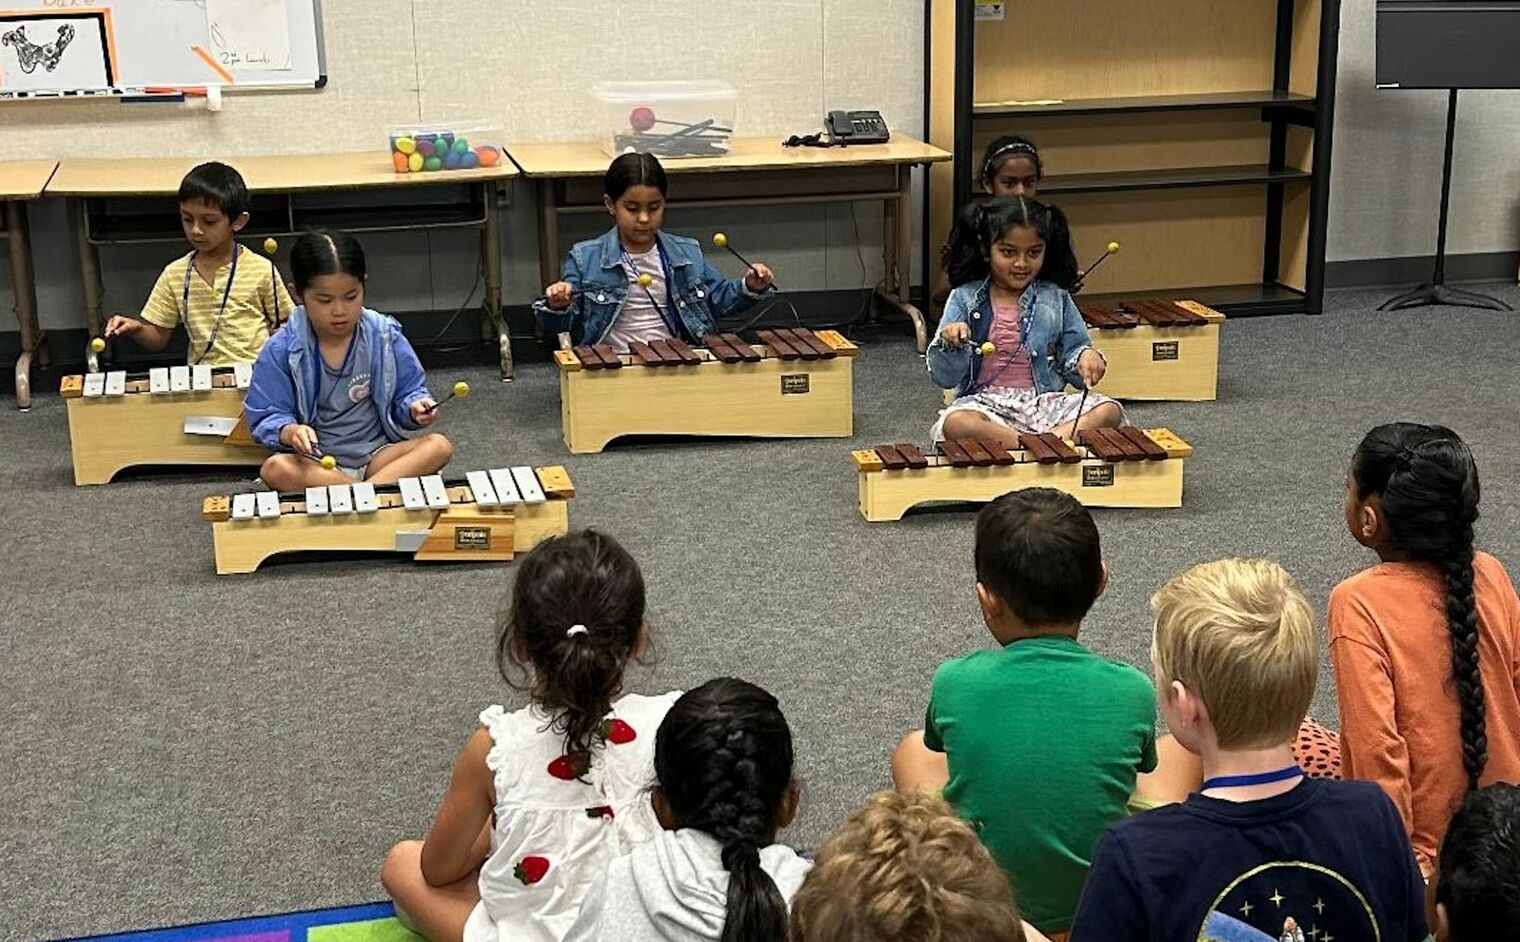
xmin=594 ymin=81 xmax=736 ymax=159
xmin=389 ymin=123 xmax=503 ymax=174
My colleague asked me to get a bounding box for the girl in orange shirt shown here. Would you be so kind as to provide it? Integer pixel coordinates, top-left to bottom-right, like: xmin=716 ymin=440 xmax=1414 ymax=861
xmin=1333 ymin=422 xmax=1520 ymax=874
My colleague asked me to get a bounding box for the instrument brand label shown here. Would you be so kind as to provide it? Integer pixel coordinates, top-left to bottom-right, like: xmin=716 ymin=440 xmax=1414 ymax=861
xmin=454 ymin=526 xmax=492 ymax=550
xmin=1152 ymin=341 xmax=1180 ymax=361
xmin=1082 ymin=465 xmax=1116 ymax=488
xmin=781 ymin=374 xmax=811 ymax=395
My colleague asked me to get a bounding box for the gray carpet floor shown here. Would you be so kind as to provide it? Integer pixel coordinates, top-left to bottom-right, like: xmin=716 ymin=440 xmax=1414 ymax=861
xmin=4 ymin=283 xmax=1520 ymax=941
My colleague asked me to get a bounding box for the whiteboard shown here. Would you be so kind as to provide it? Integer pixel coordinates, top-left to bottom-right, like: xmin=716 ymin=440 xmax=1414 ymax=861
xmin=0 ymin=0 xmax=324 ymax=98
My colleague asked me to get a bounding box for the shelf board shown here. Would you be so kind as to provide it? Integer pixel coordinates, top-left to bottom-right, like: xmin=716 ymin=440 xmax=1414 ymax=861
xmin=1039 ymin=164 xmax=1311 ymax=195
xmin=1085 ymin=283 xmax=1308 ymax=317
xmin=973 ymin=90 xmax=1316 ymax=118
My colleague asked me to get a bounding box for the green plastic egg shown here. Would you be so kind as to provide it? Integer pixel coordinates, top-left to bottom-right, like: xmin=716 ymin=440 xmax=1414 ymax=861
xmin=424 ymin=155 xmax=443 ymax=171
xmin=454 ymin=138 xmax=470 ymax=154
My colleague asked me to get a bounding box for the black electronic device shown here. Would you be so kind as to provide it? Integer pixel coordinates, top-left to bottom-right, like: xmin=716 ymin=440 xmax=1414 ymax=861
xmin=825 ymin=110 xmax=890 ymax=145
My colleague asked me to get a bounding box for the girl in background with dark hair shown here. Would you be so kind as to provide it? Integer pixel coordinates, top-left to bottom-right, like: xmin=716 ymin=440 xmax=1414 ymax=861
xmin=381 ymin=530 xmax=681 ymax=942
xmin=535 ymin=152 xmax=774 ymax=352
xmin=244 ymin=229 xmax=452 ymax=490
xmin=932 ymin=135 xmax=1045 ymax=306
xmin=565 ymin=677 xmax=810 ymax=942
xmin=1332 ymin=423 xmax=1520 ymax=876
xmin=926 ymin=197 xmax=1121 ymax=446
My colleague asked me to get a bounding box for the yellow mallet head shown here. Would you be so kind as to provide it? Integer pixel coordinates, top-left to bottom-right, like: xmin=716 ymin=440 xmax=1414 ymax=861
xmin=320 ymin=455 xmax=337 ymax=471
xmin=979 ymin=341 xmax=996 ymax=355
xmin=1107 ymin=241 xmax=1120 ymax=254
xmin=713 ymin=232 xmax=728 ymax=248
xmin=90 ymin=337 xmax=106 ymax=353
xmin=264 ymin=237 xmax=279 ymax=254
xmin=637 ymin=272 xmax=653 ymax=288
xmin=453 ymin=380 xmax=470 ymax=398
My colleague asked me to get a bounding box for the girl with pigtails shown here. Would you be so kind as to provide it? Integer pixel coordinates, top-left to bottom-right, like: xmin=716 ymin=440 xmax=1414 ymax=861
xmin=927 ymin=196 xmax=1122 ymax=446
xmin=565 ymin=677 xmax=811 ymax=942
xmin=1332 ymin=422 xmax=1520 ymax=876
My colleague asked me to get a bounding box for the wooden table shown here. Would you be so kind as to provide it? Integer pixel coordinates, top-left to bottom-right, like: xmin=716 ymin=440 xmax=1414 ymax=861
xmin=506 ymin=136 xmax=951 ymax=347
xmin=1 ymin=160 xmax=58 ymax=411
xmin=46 ymin=153 xmax=520 ymax=378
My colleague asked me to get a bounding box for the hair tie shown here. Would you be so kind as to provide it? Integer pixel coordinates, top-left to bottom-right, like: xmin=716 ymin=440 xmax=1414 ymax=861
xmin=720 ymin=839 xmax=761 ymax=872
xmin=565 ymin=624 xmax=589 ymax=638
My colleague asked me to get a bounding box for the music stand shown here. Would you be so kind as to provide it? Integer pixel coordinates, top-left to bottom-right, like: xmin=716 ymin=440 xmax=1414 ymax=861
xmin=1378 ymin=88 xmax=1510 ymax=312
xmin=1376 ymin=0 xmax=1520 ymax=312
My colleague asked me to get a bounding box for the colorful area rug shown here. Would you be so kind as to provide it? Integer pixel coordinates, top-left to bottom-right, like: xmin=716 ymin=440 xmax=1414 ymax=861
xmin=61 ymin=903 xmax=423 ymax=942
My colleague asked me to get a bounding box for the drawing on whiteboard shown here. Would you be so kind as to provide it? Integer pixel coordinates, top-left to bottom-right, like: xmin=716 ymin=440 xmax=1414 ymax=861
xmin=0 ymin=11 xmax=114 ymax=91
xmin=206 ymin=0 xmax=291 ymax=73
xmin=1 ymin=24 xmax=74 ymax=74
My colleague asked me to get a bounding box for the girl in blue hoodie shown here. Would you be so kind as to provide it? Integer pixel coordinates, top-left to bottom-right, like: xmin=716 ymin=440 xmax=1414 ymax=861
xmin=244 ymin=230 xmax=453 ymax=490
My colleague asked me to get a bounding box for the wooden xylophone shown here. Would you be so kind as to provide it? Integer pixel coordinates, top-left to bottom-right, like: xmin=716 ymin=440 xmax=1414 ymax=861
xmin=60 ymin=364 xmax=267 ymax=486
xmin=554 ymin=328 xmax=858 ymax=454
xmin=852 ymin=427 xmax=1193 ymax=521
xmin=201 ymin=465 xmax=574 ymax=575
xmin=1076 ymin=299 xmax=1224 ymax=402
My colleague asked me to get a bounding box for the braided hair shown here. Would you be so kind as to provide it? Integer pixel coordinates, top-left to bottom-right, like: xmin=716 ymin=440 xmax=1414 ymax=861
xmin=941 ymin=196 xmax=1078 ymax=291
xmin=1436 ymin=783 xmax=1520 ymax=940
xmin=1352 ymin=422 xmax=1486 ymax=787
xmin=656 ymin=678 xmax=795 ymax=942
xmin=496 ymin=530 xmax=645 ymax=768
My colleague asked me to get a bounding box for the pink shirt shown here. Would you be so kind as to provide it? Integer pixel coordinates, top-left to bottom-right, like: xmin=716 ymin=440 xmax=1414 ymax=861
xmin=976 ymin=298 xmax=1035 ymax=390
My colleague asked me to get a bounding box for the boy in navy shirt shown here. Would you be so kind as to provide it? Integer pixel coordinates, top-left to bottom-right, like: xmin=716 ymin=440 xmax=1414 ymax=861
xmin=1070 ymin=558 xmax=1427 ymax=942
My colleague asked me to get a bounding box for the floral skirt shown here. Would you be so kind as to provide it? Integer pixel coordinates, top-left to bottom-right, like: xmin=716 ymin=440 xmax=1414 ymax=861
xmin=931 ymin=386 xmax=1124 ymax=442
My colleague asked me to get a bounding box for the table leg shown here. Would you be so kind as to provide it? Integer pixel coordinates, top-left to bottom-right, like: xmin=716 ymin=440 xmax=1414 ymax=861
xmin=536 ymin=179 xmax=560 ymax=316
xmin=873 ymin=165 xmax=928 ymax=351
xmin=72 ymin=197 xmax=104 ymax=373
xmin=481 ymin=181 xmax=512 ymax=381
xmin=6 ymin=200 xmax=41 ymax=411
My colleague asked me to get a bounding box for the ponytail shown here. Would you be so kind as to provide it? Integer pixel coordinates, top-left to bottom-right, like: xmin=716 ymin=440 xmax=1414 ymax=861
xmin=942 ymin=200 xmax=993 ymax=288
xmin=940 ymin=197 xmax=1079 ymax=290
xmin=496 ymin=530 xmax=646 ymax=767
xmin=1351 ymin=423 xmax=1487 ymax=787
xmin=721 ymin=840 xmax=786 ymax=942
xmin=656 ymin=678 xmax=795 ymax=942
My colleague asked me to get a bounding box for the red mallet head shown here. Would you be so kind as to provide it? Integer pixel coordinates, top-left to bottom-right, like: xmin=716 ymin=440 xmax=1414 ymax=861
xmin=629 ymin=106 xmax=657 ymax=133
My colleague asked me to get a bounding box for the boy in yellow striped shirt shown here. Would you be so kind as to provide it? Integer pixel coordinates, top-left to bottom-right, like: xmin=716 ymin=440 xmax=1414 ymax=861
xmin=104 ymin=161 xmax=291 ymax=364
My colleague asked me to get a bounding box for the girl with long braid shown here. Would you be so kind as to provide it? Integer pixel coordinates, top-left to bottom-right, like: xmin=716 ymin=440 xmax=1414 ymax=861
xmin=565 ymin=678 xmax=811 ymax=942
xmin=1332 ymin=422 xmax=1520 ymax=876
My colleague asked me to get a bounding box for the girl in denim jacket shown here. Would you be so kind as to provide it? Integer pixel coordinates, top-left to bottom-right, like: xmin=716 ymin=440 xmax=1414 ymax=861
xmin=536 ymin=154 xmax=774 ymax=352
xmin=926 ymin=198 xmax=1123 ymax=445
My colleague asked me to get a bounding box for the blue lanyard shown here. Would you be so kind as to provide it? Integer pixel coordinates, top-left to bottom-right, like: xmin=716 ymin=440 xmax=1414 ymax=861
xmin=620 ymin=241 xmax=683 ymax=339
xmin=182 ymin=244 xmax=241 ymax=365
xmin=1201 ymin=766 xmax=1303 ymax=791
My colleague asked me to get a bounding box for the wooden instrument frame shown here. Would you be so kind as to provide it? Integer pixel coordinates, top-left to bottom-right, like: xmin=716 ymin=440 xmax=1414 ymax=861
xmin=555 ymin=330 xmax=859 ymax=454
xmin=201 ymin=467 xmax=575 ymax=575
xmin=1084 ymin=300 xmax=1224 ymax=401
xmin=61 ymin=373 xmax=266 ymax=486
xmin=853 ymin=429 xmax=1192 ymax=521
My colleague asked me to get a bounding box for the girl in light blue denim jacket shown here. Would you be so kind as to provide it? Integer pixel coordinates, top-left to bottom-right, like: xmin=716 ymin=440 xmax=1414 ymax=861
xmin=927 ymin=198 xmax=1123 ymax=445
xmin=535 ymin=153 xmax=775 ymax=351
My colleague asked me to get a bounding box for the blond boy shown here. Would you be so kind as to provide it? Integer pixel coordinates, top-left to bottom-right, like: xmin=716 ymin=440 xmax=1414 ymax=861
xmin=1069 ymin=559 xmax=1428 ymax=942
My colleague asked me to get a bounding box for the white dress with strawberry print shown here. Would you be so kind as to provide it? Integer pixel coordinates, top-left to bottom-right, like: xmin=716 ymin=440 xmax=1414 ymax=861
xmin=461 ymin=691 xmax=682 ymax=942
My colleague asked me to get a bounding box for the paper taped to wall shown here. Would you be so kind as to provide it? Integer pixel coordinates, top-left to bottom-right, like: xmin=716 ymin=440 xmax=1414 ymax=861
xmin=206 ymin=0 xmax=291 ymax=73
xmin=975 ymin=1 xmax=1005 ymax=20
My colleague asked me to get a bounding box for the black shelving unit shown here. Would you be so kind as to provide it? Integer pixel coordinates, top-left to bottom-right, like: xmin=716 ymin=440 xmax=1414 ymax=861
xmin=924 ymin=0 xmax=1342 ymax=317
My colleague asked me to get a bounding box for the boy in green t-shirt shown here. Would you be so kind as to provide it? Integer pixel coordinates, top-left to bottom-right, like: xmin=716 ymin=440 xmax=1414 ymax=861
xmin=892 ymin=487 xmax=1157 ymax=936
